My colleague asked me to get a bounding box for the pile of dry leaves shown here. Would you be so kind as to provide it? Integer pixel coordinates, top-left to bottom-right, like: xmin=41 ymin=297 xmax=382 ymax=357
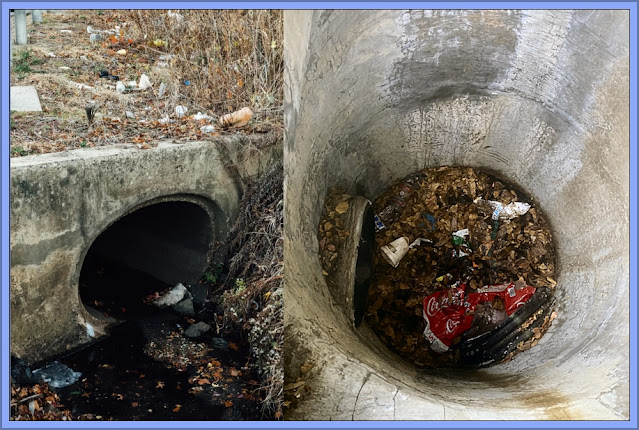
xmin=317 ymin=167 xmax=557 ymax=368
xmin=11 ymin=383 xmax=73 ymax=421
xmin=367 ymin=166 xmax=556 ymax=367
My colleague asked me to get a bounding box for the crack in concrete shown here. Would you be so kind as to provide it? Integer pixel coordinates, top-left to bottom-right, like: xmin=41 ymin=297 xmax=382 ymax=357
xmin=351 ymin=372 xmax=371 ymax=420
xmin=392 ymin=389 xmax=399 ymax=420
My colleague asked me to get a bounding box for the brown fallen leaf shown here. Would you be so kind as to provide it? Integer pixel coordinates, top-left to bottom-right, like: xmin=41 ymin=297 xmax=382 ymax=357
xmin=284 ymin=381 xmax=305 ymax=391
xmin=197 ymin=378 xmax=211 ymax=385
xmin=335 ymin=201 xmax=349 ymax=214
xmin=224 ymin=400 xmax=233 ymax=407
xmin=172 ymin=404 xmax=182 ymax=413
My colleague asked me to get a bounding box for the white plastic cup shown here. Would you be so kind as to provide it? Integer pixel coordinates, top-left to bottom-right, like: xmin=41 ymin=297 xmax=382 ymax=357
xmin=380 ymin=237 xmax=410 ymax=267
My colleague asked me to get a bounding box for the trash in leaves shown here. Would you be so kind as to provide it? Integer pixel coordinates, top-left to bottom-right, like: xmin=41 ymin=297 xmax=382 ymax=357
xmin=219 ymin=107 xmax=253 ymax=128
xmin=318 ymin=166 xmax=557 ymax=368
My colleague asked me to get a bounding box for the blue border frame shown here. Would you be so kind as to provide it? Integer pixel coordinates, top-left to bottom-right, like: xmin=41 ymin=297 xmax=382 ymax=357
xmin=1 ymin=2 xmax=636 ymax=429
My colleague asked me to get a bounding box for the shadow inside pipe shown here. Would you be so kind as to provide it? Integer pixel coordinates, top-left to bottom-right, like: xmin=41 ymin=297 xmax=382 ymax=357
xmin=79 ymin=201 xmax=213 ymax=319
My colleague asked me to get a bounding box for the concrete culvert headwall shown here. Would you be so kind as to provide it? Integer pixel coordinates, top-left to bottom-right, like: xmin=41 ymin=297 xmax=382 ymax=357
xmin=10 ymin=135 xmax=282 ymax=365
xmin=284 ymin=10 xmax=629 ymax=420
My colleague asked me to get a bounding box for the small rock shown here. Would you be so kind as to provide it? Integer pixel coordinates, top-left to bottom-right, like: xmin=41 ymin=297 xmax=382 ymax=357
xmin=200 ymin=125 xmax=217 ymax=134
xmin=80 ymin=55 xmax=89 ymax=62
xmin=173 ymin=298 xmax=195 ymax=317
xmin=89 ymin=33 xmax=103 ymax=44
xmin=175 ymin=105 xmax=188 ymax=118
xmin=189 ymin=284 xmax=209 ymax=307
xmin=184 ymin=321 xmax=211 ymax=338
xmin=154 ymin=283 xmax=188 ymax=308
xmin=139 ymin=74 xmax=152 ymax=90
xmin=158 ymin=82 xmax=166 ymax=98
xmin=116 ymin=81 xmax=126 ymax=94
xmin=125 ymin=111 xmax=135 ymax=119
xmin=59 ymin=66 xmax=71 ymax=71
xmin=210 ymin=337 xmax=229 ymax=350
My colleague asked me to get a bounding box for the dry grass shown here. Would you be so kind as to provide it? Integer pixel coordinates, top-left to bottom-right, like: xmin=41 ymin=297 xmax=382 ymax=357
xmin=126 ymin=10 xmax=283 ymax=120
xmin=10 ymin=10 xmax=282 ymax=157
xmin=218 ymin=162 xmax=283 ymax=418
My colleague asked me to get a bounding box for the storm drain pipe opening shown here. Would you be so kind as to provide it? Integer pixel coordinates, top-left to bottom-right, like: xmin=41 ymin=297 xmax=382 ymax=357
xmin=79 ymin=199 xmax=219 ymax=319
xmin=284 ymin=10 xmax=629 ymax=420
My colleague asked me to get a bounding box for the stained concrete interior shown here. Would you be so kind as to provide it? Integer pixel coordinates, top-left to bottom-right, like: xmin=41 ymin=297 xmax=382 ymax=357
xmin=284 ymin=10 xmax=629 ymax=420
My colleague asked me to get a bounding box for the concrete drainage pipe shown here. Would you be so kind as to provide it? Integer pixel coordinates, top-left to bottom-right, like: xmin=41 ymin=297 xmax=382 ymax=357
xmin=284 ymin=10 xmax=629 ymax=420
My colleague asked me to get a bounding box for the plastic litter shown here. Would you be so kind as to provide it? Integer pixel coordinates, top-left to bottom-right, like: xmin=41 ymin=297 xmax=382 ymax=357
xmin=219 ymin=107 xmax=253 ymax=128
xmin=423 ymin=213 xmax=437 ymax=230
xmin=138 ymin=74 xmax=152 ymax=90
xmin=175 ymin=105 xmax=188 ymax=118
xmin=474 ymin=198 xmax=531 ymax=221
xmin=200 ymin=125 xmax=217 ymax=134
xmin=32 ymin=361 xmax=81 ymax=388
xmin=409 ymin=238 xmax=432 ymax=249
xmin=380 ymin=237 xmax=410 ymax=267
xmin=89 ymin=33 xmax=103 ymax=43
xmin=116 ymin=49 xmax=127 ymax=56
xmin=167 ymin=10 xmax=184 ymax=21
xmin=422 ymin=282 xmax=536 ymax=353
xmin=193 ymin=112 xmax=213 ymax=121
xmin=452 ymin=228 xmax=469 ymax=246
xmin=158 ymin=82 xmax=166 ymax=98
xmin=116 ymin=81 xmax=126 ymax=94
xmin=374 ymin=173 xmax=424 ymax=232
xmin=154 ymin=283 xmax=188 ymax=308
xmin=70 ymin=81 xmax=93 ymax=90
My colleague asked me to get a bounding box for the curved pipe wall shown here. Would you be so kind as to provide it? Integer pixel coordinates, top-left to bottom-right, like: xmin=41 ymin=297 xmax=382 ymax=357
xmin=284 ymin=10 xmax=629 ymax=419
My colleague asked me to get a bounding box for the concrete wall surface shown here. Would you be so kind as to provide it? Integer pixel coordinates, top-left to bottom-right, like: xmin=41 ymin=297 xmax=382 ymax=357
xmin=284 ymin=10 xmax=629 ymax=420
xmin=11 ymin=134 xmax=281 ymax=364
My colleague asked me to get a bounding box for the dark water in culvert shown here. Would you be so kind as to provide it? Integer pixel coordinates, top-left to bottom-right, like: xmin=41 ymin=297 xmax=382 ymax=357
xmin=52 ymin=257 xmax=263 ymax=421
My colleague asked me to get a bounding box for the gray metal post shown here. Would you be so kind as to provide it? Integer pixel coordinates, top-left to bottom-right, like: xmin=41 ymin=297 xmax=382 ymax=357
xmin=15 ymin=10 xmax=27 ymax=45
xmin=33 ymin=10 xmax=43 ymax=23
xmin=10 ymin=25 xmax=13 ymax=68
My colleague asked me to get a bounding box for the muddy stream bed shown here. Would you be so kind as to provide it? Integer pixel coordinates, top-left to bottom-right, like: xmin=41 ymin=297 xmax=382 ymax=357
xmin=19 ymin=259 xmax=264 ymax=421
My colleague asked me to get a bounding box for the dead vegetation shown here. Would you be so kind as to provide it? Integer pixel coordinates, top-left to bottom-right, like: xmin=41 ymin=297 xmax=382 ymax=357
xmin=127 ymin=10 xmax=283 ymax=116
xmin=10 ymin=10 xmax=282 ymax=156
xmin=318 ymin=167 xmax=557 ymax=368
xmin=214 ymin=161 xmax=284 ymax=418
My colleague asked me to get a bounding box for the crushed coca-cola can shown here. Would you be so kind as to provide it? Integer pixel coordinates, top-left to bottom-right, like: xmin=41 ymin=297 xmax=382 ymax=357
xmin=422 ymin=282 xmax=536 ymax=353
